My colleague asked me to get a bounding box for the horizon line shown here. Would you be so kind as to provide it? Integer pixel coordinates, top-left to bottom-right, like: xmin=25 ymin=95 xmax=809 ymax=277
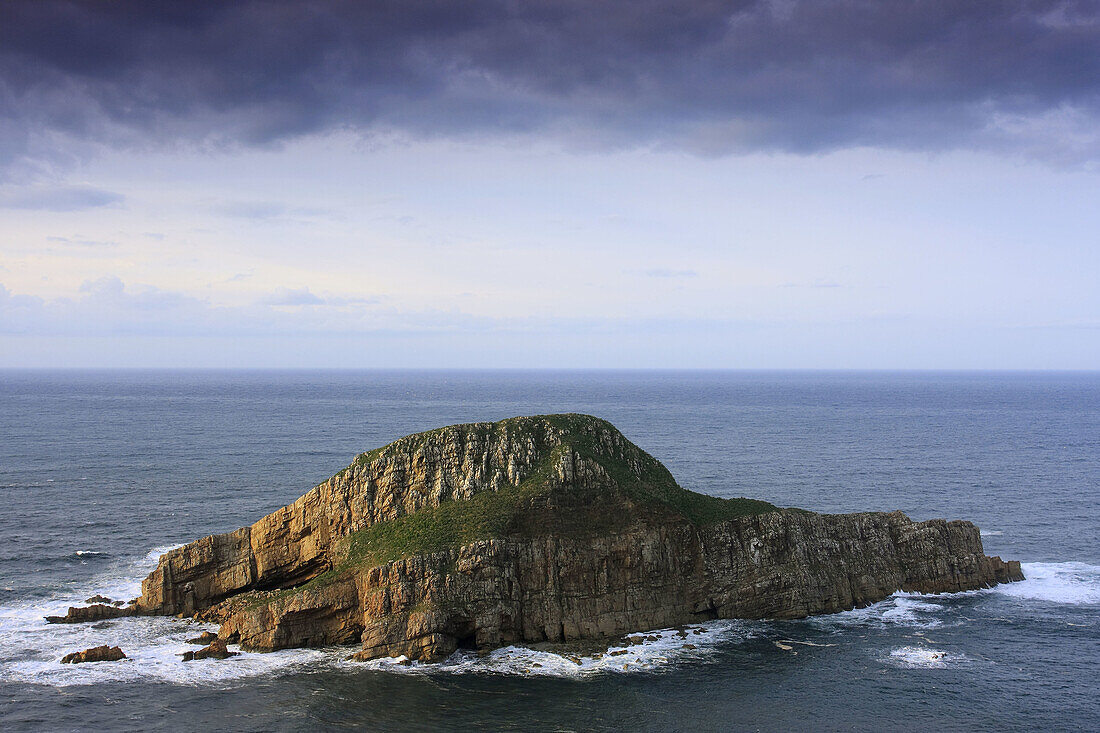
xmin=3 ymin=366 xmax=1099 ymax=374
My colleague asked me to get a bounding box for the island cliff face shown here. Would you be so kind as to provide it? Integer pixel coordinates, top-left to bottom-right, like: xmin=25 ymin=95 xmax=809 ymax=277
xmin=136 ymin=414 xmax=1023 ymax=661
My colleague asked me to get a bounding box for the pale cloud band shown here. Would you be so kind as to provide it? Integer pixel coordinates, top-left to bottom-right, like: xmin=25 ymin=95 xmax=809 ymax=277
xmin=2 ymin=2 xmax=1099 ymax=369
xmin=0 ymin=185 xmax=123 ymax=211
xmin=1 ymin=277 xmax=1097 ymax=370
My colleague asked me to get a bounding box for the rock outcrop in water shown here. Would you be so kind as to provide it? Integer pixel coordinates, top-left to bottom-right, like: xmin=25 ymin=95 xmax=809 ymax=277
xmin=133 ymin=414 xmax=1023 ymax=662
xmin=46 ymin=604 xmax=133 ymax=624
xmin=181 ymin=637 xmax=237 ymax=661
xmin=60 ymin=645 xmax=126 ymax=664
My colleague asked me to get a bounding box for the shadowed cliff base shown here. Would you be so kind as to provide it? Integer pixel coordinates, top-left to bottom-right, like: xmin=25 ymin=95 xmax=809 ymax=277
xmin=126 ymin=414 xmax=1022 ymax=661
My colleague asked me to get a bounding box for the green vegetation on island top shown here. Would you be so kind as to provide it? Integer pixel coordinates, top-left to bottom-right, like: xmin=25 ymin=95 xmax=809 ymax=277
xmin=349 ymin=415 xmax=780 ymax=552
xmin=250 ymin=414 xmax=783 ymax=608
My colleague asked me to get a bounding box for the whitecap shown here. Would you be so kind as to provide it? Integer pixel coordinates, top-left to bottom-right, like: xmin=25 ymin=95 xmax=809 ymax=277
xmin=349 ymin=621 xmax=753 ymax=678
xmin=3 ymin=543 xmax=759 ymax=686
xmin=144 ymin=544 xmax=183 ymax=564
xmin=27 ymin=547 xmax=1095 ymax=686
xmin=0 ymin=611 xmax=343 ymax=688
xmin=781 ymin=639 xmax=835 ymax=647
xmin=887 ymin=645 xmax=963 ymax=669
xmin=979 ymin=530 xmax=1003 ymax=536
xmin=807 ymin=593 xmax=946 ymax=631
xmin=991 ymin=562 xmax=1100 ymax=605
xmin=0 ymin=540 xmax=348 ymax=688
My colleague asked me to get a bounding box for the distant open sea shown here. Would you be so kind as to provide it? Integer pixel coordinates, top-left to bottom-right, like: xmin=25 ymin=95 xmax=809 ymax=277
xmin=1 ymin=370 xmax=1097 ymax=731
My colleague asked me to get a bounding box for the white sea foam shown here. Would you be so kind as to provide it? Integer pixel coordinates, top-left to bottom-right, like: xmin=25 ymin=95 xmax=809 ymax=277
xmin=0 ymin=544 xmax=755 ymax=686
xmin=7 ymin=546 xmax=1096 ymax=687
xmin=807 ymin=593 xmax=946 ymax=631
xmin=979 ymin=530 xmax=1003 ymax=536
xmin=991 ymin=562 xmax=1100 ymax=605
xmin=0 ymin=611 xmax=342 ymax=687
xmin=811 ymin=560 xmax=1100 ymax=634
xmin=0 ymin=543 xmax=343 ymax=688
xmin=349 ymin=621 xmax=752 ymax=678
xmin=144 ymin=544 xmax=182 ymax=564
xmin=887 ymin=646 xmax=966 ymax=669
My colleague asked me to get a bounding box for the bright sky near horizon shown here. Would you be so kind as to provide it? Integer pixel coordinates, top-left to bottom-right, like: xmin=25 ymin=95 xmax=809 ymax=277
xmin=2 ymin=1 xmax=1099 ymax=368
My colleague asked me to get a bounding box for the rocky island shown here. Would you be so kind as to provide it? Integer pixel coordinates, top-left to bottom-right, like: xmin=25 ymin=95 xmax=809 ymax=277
xmin=128 ymin=414 xmax=1022 ymax=662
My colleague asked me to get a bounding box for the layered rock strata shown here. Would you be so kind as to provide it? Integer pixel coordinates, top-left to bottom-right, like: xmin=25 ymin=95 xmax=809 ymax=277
xmin=132 ymin=414 xmax=1022 ymax=661
xmin=46 ymin=604 xmax=133 ymax=624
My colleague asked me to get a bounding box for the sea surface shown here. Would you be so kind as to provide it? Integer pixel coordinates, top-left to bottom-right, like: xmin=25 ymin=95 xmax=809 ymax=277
xmin=0 ymin=370 xmax=1097 ymax=731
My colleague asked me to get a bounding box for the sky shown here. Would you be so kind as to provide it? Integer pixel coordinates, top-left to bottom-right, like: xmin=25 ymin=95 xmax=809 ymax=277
xmin=1 ymin=0 xmax=1098 ymax=369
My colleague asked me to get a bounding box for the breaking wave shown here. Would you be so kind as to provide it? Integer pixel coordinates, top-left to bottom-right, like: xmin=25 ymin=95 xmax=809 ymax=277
xmin=887 ymin=646 xmax=968 ymax=669
xmin=3 ymin=550 xmax=1097 ymax=687
xmin=0 ymin=544 xmax=755 ymax=686
xmin=350 ymin=621 xmax=754 ymax=678
xmin=807 ymin=594 xmax=947 ymax=631
xmin=991 ymin=562 xmax=1100 ymax=605
xmin=0 ymin=544 xmax=339 ymax=688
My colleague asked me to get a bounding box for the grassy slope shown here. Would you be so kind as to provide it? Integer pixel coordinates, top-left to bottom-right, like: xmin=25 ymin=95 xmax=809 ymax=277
xmin=336 ymin=414 xmax=776 ymax=569
xmin=247 ymin=415 xmax=781 ymax=604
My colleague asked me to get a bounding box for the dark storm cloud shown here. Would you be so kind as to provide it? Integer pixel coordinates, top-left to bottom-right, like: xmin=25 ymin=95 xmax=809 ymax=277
xmin=2 ymin=0 xmax=1099 ymax=167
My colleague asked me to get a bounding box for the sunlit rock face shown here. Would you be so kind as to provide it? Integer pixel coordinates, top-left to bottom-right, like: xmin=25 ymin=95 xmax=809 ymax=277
xmin=135 ymin=415 xmax=1023 ymax=661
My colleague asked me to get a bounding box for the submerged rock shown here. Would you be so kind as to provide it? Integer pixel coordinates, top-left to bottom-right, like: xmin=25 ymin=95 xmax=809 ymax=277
xmin=186 ymin=631 xmax=219 ymax=645
xmin=85 ymin=594 xmax=113 ymax=604
xmin=61 ymin=645 xmax=126 ymax=664
xmin=134 ymin=414 xmax=1024 ymax=662
xmin=46 ymin=604 xmax=133 ymax=624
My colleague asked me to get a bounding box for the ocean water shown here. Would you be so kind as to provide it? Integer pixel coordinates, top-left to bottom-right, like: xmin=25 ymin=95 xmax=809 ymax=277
xmin=0 ymin=370 xmax=1097 ymax=732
